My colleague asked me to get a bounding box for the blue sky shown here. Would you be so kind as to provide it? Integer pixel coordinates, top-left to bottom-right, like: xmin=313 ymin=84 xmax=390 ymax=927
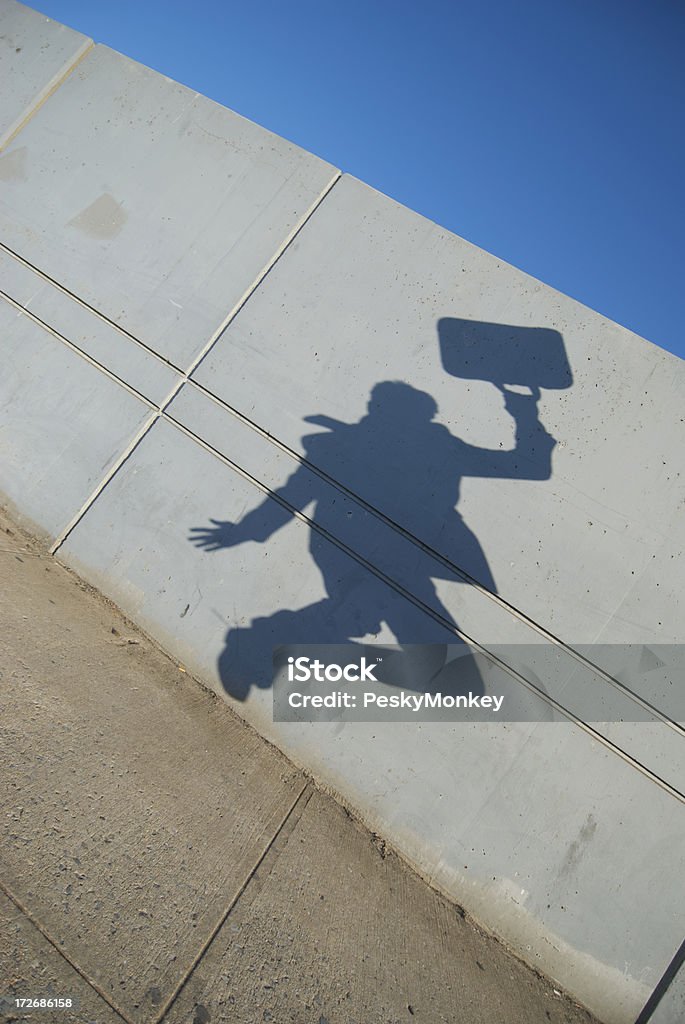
xmin=31 ymin=0 xmax=684 ymax=359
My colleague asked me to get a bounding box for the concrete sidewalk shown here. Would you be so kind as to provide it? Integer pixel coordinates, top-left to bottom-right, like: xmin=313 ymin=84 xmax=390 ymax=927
xmin=0 ymin=506 xmax=596 ymax=1024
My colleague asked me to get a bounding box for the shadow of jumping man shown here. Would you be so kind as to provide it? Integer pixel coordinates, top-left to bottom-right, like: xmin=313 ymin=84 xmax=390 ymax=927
xmin=190 ymin=369 xmax=559 ymax=701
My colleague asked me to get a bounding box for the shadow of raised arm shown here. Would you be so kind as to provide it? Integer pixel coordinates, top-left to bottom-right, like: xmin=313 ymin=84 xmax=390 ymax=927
xmin=459 ymin=385 xmax=556 ymax=481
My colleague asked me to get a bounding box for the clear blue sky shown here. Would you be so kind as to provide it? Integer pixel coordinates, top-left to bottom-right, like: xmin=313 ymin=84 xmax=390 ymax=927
xmin=31 ymin=0 xmax=684 ymax=359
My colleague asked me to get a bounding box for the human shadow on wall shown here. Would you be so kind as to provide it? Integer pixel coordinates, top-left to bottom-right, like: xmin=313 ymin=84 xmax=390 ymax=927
xmin=189 ymin=318 xmax=572 ymax=701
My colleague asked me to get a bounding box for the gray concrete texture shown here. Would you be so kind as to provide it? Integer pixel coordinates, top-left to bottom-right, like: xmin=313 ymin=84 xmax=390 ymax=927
xmin=646 ymin=961 xmax=685 ymax=1024
xmin=0 ymin=3 xmax=683 ymax=1022
xmin=0 ymin=508 xmax=597 ymax=1024
xmin=0 ymin=0 xmax=91 ymax=149
xmin=0 ymin=29 xmax=338 ymax=367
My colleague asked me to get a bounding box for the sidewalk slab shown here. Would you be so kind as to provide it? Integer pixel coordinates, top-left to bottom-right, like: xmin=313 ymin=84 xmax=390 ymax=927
xmin=0 ymin=891 xmax=119 ymax=1024
xmin=0 ymin=509 xmax=304 ymax=1023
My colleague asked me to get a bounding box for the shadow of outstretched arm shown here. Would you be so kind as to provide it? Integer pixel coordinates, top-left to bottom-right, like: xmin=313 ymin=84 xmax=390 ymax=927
xmin=189 ymin=463 xmax=310 ymax=552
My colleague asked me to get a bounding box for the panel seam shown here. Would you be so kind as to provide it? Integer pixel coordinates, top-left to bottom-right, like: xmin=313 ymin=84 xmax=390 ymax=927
xmin=0 ymin=39 xmax=94 ymax=153
xmin=0 ymin=878 xmax=132 ymax=1024
xmin=152 ymin=783 xmax=313 ymax=1024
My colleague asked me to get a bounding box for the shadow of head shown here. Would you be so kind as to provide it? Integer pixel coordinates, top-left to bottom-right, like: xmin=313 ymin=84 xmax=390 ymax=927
xmin=367 ymin=380 xmax=439 ymax=419
xmin=438 ymin=317 xmax=573 ymax=393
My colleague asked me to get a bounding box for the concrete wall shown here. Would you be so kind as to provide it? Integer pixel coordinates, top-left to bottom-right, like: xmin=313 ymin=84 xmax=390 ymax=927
xmin=1 ymin=4 xmax=683 ymax=1021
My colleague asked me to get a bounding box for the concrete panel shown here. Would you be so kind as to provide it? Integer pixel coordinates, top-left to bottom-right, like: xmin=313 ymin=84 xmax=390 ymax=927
xmin=0 ymin=0 xmax=91 ymax=149
xmin=166 ymin=384 xmax=685 ymax=791
xmin=0 ymin=297 xmax=152 ymax=540
xmin=60 ymin=415 xmax=457 ymax=675
xmin=0 ymin=246 xmax=180 ymax=403
xmin=0 ymin=893 xmax=120 ymax=1024
xmin=191 ymin=175 xmax=685 ymax=651
xmin=58 ymin=416 xmax=684 ymax=1024
xmin=0 ymin=533 xmax=304 ymax=1023
xmin=0 ymin=43 xmax=338 ymax=367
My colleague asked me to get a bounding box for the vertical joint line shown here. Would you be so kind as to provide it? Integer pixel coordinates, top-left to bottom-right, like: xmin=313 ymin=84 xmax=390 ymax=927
xmin=154 ymin=782 xmax=312 ymax=1024
xmin=0 ymin=40 xmax=94 ymax=154
xmin=49 ymin=411 xmax=161 ymax=555
xmin=48 ymin=171 xmax=341 ymax=556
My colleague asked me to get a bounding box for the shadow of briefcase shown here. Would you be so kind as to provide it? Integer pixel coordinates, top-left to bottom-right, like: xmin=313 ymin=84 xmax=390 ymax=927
xmin=438 ymin=317 xmax=573 ymax=392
